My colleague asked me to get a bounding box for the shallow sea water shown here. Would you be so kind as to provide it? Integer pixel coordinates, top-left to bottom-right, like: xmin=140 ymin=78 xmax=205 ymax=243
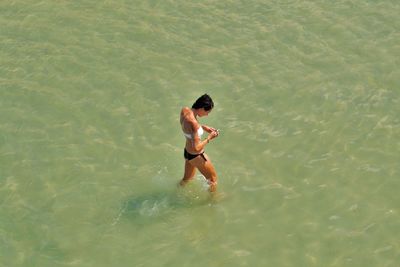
xmin=1 ymin=1 xmax=399 ymax=266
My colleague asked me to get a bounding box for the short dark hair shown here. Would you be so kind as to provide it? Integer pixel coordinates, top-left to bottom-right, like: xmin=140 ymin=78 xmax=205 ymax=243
xmin=192 ymin=94 xmax=214 ymax=111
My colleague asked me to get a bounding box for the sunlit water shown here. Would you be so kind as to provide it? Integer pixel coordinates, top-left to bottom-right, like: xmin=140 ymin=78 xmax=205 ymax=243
xmin=1 ymin=1 xmax=399 ymax=266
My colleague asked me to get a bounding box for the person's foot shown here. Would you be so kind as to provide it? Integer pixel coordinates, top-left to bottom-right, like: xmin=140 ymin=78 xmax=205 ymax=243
xmin=178 ymin=179 xmax=187 ymax=187
xmin=209 ymin=191 xmax=226 ymax=202
xmin=208 ymin=184 xmax=217 ymax=193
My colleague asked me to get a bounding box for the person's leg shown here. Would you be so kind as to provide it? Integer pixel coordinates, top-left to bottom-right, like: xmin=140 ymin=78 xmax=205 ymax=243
xmin=190 ymin=154 xmax=218 ymax=192
xmin=179 ymin=160 xmax=196 ymax=186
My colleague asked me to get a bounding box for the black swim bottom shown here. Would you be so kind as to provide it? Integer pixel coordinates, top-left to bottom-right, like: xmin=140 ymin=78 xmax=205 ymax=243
xmin=184 ymin=149 xmax=207 ymax=161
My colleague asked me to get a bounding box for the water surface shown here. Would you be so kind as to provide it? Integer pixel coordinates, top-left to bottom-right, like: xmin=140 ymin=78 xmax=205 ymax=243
xmin=1 ymin=0 xmax=399 ymax=266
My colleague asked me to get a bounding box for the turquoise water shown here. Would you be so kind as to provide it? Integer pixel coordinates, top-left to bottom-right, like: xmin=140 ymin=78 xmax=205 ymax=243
xmin=1 ymin=1 xmax=399 ymax=266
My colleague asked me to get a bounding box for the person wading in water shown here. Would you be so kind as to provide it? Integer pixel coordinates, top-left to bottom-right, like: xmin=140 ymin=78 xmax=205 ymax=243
xmin=179 ymin=94 xmax=219 ymax=192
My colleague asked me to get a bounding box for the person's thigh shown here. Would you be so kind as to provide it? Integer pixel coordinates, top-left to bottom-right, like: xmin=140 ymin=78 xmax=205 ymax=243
xmin=183 ymin=160 xmax=196 ymax=180
xmin=190 ymin=154 xmax=217 ymax=183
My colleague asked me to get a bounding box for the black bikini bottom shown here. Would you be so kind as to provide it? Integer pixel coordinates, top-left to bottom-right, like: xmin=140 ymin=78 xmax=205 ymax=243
xmin=184 ymin=149 xmax=207 ymax=161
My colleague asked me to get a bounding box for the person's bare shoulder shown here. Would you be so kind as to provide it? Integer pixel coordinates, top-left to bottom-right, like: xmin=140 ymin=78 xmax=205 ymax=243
xmin=181 ymin=107 xmax=192 ymax=119
xmin=180 ymin=107 xmax=192 ymax=123
xmin=181 ymin=107 xmax=198 ymax=128
xmin=181 ymin=106 xmax=191 ymax=114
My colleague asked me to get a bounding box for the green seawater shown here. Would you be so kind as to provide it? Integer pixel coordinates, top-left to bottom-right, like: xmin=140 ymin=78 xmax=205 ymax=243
xmin=1 ymin=1 xmax=399 ymax=266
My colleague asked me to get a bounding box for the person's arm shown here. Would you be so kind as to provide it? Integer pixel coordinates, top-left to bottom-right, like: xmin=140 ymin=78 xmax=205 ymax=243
xmin=190 ymin=122 xmax=218 ymax=153
xmin=191 ymin=135 xmax=210 ymax=153
xmin=201 ymin=125 xmax=217 ymax=133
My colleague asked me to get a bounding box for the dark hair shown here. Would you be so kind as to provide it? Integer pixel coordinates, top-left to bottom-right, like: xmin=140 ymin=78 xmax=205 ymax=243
xmin=192 ymin=94 xmax=214 ymax=111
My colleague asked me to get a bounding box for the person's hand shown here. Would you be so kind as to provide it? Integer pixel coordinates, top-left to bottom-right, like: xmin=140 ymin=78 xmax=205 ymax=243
xmin=208 ymin=129 xmax=219 ymax=141
xmin=209 ymin=127 xmax=217 ymax=132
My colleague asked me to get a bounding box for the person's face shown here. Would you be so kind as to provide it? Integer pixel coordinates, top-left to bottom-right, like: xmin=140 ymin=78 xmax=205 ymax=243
xmin=199 ymin=108 xmax=212 ymax=117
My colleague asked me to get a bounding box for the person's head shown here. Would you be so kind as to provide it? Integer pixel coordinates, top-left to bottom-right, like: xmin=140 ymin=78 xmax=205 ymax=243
xmin=192 ymin=94 xmax=214 ymax=116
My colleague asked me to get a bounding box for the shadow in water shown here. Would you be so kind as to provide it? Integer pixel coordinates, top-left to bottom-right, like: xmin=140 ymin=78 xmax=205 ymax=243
xmin=116 ymin=187 xmax=213 ymax=226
